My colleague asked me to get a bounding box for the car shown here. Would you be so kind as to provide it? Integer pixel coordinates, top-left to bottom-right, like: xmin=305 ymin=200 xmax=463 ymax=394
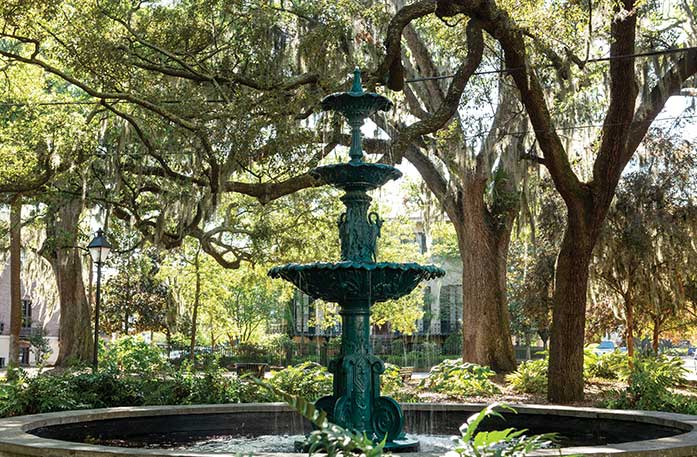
xmin=688 ymin=347 xmax=696 ymax=357
xmin=593 ymin=340 xmax=616 ymax=356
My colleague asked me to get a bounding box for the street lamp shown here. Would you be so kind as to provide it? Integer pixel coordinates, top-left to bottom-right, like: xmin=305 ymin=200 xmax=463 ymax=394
xmin=87 ymin=228 xmax=112 ymax=370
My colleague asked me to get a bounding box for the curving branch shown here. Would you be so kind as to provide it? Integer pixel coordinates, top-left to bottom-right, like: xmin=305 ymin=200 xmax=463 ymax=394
xmin=389 ymin=20 xmax=484 ymax=160
xmin=375 ymin=0 xmax=437 ymax=90
xmin=625 ymin=48 xmax=697 ymax=159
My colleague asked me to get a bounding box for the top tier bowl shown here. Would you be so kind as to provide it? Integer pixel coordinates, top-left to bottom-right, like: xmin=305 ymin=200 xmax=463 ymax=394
xmin=321 ymin=68 xmax=393 ymax=121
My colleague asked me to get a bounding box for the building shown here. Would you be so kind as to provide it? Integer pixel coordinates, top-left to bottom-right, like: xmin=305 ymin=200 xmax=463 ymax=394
xmin=288 ymin=222 xmax=465 ymax=346
xmin=0 ymin=262 xmax=60 ymax=367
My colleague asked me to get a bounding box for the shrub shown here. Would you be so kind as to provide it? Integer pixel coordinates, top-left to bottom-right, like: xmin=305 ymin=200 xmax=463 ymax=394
xmin=422 ymin=359 xmax=500 ymax=397
xmin=101 ymin=336 xmax=168 ymax=373
xmin=604 ymin=356 xmax=691 ymax=413
xmin=584 ymin=350 xmax=630 ymax=380
xmin=0 ymin=371 xmax=83 ymax=417
xmin=234 ymin=343 xmax=270 ymax=363
xmin=506 ymin=359 xmax=548 ymax=394
xmin=265 ymin=362 xmax=333 ymax=402
xmin=381 ymin=363 xmax=418 ymax=403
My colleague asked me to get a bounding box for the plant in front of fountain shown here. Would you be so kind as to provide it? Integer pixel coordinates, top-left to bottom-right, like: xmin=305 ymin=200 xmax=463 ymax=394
xmin=447 ymin=403 xmax=557 ymax=457
xmin=254 ymin=378 xmax=386 ymax=457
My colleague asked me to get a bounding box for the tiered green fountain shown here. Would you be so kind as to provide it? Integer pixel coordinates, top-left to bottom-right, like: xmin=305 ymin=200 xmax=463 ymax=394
xmin=269 ymin=68 xmax=445 ymax=452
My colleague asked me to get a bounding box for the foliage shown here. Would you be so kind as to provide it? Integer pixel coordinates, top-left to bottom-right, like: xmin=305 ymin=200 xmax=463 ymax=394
xmin=100 ymin=337 xmax=168 ymax=373
xmin=264 ymin=362 xmax=333 ymax=402
xmin=583 ymin=350 xmax=630 ymax=380
xmin=605 ymin=356 xmax=690 ymax=413
xmin=370 ymin=216 xmax=428 ymax=335
xmin=381 ymin=363 xmax=418 ymax=403
xmin=422 ymin=359 xmax=500 ymax=397
xmin=592 ymin=133 xmax=697 ymax=352
xmin=27 ymin=329 xmax=52 ymax=369
xmin=505 ymin=359 xmax=547 ymax=394
xmin=255 ymin=379 xmax=385 ymax=457
xmin=102 ymin=251 xmax=175 ymax=335
xmin=448 ymin=403 xmax=556 ymax=457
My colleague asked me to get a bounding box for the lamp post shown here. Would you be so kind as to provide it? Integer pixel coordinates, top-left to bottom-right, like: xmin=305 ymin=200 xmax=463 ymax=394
xmin=87 ymin=228 xmax=112 ymax=370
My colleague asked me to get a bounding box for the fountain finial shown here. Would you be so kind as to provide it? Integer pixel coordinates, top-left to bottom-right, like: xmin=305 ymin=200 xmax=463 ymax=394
xmin=350 ymin=67 xmax=364 ymax=94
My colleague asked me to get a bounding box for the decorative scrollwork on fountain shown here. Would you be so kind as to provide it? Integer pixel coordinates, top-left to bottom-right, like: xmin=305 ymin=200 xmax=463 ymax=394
xmin=372 ymin=396 xmax=404 ymax=442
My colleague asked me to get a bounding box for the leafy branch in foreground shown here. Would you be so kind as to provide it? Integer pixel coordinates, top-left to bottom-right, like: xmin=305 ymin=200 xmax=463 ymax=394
xmin=448 ymin=403 xmax=558 ymax=457
xmin=252 ymin=378 xmax=385 ymax=457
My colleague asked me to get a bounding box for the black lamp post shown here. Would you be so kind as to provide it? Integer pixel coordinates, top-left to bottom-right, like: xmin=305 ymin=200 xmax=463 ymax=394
xmin=87 ymin=228 xmax=112 ymax=370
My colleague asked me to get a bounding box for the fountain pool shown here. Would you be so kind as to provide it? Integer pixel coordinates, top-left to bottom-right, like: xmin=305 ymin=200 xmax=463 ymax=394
xmin=2 ymin=403 xmax=697 ymax=456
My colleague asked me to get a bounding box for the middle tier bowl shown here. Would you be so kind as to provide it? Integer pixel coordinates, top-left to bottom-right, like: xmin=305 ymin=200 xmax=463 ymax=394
xmin=268 ymin=262 xmax=445 ymax=304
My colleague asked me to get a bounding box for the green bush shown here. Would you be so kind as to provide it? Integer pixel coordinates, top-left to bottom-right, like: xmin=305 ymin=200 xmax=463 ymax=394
xmin=584 ymin=350 xmax=630 ymax=380
xmin=506 ymin=359 xmax=548 ymax=394
xmin=265 ymin=362 xmax=333 ymax=402
xmin=0 ymin=371 xmax=83 ymax=417
xmin=605 ymin=356 xmax=691 ymax=413
xmin=381 ymin=363 xmax=418 ymax=403
xmin=101 ymin=337 xmax=167 ymax=373
xmin=421 ymin=359 xmax=500 ymax=397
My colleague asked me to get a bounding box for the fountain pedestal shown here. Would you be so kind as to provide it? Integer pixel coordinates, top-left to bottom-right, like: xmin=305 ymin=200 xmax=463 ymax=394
xmin=269 ymin=68 xmax=445 ymax=451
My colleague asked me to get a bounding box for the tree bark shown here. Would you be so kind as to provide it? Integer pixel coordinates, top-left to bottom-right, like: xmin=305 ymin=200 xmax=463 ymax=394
xmin=455 ymin=181 xmax=517 ymax=373
xmin=41 ymin=197 xmax=93 ymax=366
xmin=8 ymin=197 xmax=22 ymax=377
xmin=652 ymin=316 xmax=661 ymax=354
xmin=547 ymin=214 xmax=595 ymax=403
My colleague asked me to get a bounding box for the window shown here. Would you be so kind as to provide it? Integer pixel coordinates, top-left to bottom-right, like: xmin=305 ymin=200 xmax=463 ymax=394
xmin=416 ymin=232 xmax=427 ymax=254
xmin=21 ymin=299 xmax=32 ymax=329
xmin=19 ymin=347 xmax=30 ymax=365
xmin=440 ymin=285 xmax=463 ymax=334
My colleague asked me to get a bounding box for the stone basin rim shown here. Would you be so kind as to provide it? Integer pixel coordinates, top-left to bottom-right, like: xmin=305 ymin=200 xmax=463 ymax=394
xmin=1 ymin=403 xmax=697 ymax=457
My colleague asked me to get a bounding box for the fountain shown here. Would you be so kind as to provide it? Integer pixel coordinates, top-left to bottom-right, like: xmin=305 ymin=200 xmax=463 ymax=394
xmin=2 ymin=69 xmax=697 ymax=457
xmin=268 ymin=67 xmax=445 ymax=451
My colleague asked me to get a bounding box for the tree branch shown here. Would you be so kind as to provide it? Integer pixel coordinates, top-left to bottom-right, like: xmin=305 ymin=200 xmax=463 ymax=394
xmin=625 ymin=48 xmax=697 ymax=159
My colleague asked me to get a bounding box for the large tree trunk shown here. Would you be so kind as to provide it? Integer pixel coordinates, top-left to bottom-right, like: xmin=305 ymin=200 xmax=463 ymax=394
xmin=456 ymin=184 xmax=516 ymax=373
xmin=41 ymin=197 xmax=93 ymax=366
xmin=547 ymin=216 xmax=594 ymax=403
xmin=8 ymin=197 xmax=22 ymax=378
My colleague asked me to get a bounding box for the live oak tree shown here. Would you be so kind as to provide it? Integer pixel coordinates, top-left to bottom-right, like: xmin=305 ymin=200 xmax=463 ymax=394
xmin=384 ymin=0 xmax=697 ymax=401
xmin=0 ymin=63 xmax=100 ymax=365
xmin=0 ymin=0 xmax=366 ymax=365
xmin=594 ymin=131 xmax=697 ymax=356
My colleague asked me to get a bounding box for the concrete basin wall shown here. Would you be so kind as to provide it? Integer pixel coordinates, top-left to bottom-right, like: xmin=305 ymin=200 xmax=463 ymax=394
xmin=0 ymin=403 xmax=696 ymax=456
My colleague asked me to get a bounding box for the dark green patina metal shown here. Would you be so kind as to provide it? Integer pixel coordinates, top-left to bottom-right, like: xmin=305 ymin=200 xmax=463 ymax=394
xmin=268 ymin=68 xmax=445 ymax=451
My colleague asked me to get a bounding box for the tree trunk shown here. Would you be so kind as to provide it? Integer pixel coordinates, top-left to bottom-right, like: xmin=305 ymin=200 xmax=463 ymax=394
xmin=547 ymin=219 xmax=594 ymax=403
xmin=652 ymin=316 xmax=661 ymax=354
xmin=455 ymin=187 xmax=516 ymax=373
xmin=8 ymin=197 xmax=22 ymax=378
xmin=189 ymin=249 xmax=201 ymax=364
xmin=41 ymin=197 xmax=93 ymax=366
